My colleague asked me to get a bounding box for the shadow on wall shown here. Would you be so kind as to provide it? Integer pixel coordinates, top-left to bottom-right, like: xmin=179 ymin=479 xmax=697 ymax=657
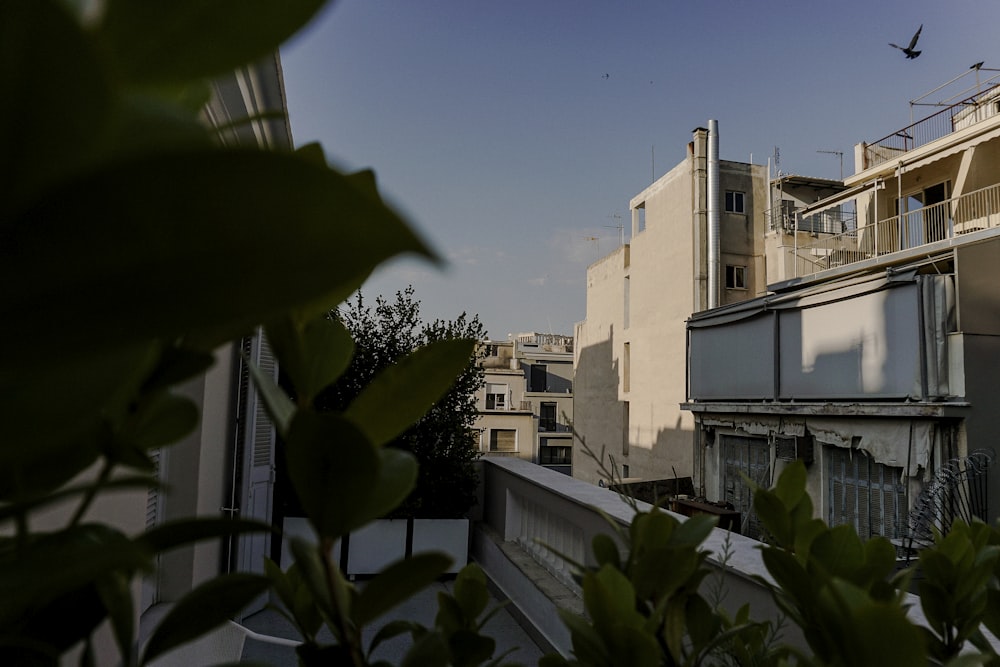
xmin=518 ymin=362 xmax=573 ymax=394
xmin=574 ymin=325 xmax=695 ymax=484
xmin=572 ymin=327 xmax=620 ymax=484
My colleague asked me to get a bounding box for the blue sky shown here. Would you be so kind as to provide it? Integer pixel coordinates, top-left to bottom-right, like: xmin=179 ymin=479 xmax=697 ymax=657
xmin=280 ymin=1 xmax=999 ymax=339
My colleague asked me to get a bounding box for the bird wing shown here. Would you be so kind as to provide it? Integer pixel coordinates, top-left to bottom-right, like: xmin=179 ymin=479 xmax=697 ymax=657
xmin=908 ymin=24 xmax=922 ymax=49
xmin=889 ymin=42 xmax=902 ymax=50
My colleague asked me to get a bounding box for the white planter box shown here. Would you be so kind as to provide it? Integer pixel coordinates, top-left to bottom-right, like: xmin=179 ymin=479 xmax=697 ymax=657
xmin=413 ymin=518 xmax=470 ymax=574
xmin=347 ymin=519 xmax=408 ymax=575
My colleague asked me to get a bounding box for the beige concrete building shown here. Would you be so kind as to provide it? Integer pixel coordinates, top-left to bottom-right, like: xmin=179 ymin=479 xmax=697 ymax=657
xmin=573 ymin=121 xmax=768 ymax=485
xmin=476 ymin=334 xmax=575 ymax=473
xmin=685 ymin=71 xmax=1000 ymax=542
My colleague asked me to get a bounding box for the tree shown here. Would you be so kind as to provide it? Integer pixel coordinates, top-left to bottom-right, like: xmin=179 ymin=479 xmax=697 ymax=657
xmin=316 ymin=286 xmax=486 ymax=518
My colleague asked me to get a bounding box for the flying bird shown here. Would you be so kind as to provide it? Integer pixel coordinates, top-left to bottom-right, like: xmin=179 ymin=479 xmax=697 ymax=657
xmin=890 ymin=24 xmax=923 ymax=59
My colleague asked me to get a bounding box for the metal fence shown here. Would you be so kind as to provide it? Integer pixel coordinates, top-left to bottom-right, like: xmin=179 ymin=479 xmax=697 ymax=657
xmin=863 ymin=84 xmax=1000 ymax=170
xmin=793 ymin=182 xmax=1000 ymax=276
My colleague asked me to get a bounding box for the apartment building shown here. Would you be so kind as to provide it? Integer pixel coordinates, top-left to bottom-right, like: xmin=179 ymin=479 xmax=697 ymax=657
xmin=685 ymin=70 xmax=1000 ymax=542
xmin=476 ymin=334 xmax=574 ymax=474
xmin=573 ymin=121 xmax=768 ymax=485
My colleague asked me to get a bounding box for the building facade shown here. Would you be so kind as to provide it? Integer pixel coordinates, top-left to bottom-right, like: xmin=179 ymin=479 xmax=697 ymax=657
xmin=476 ymin=334 xmax=575 ymax=474
xmin=685 ymin=73 xmax=1000 ymax=542
xmin=573 ymin=122 xmax=768 ymax=485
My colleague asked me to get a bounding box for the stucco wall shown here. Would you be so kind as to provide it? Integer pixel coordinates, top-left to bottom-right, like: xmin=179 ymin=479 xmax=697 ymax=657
xmin=575 ymin=144 xmax=767 ymax=487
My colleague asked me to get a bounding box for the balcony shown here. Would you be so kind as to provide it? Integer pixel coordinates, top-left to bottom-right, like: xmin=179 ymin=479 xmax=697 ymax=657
xmin=790 ymin=182 xmax=1000 ymax=277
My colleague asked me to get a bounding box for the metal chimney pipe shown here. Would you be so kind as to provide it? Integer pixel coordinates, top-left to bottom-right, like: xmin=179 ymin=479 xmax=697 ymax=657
xmin=707 ymin=120 xmax=720 ymax=309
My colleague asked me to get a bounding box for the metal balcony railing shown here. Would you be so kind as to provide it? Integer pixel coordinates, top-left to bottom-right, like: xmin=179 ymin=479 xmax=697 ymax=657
xmin=863 ymin=83 xmax=1000 ymax=169
xmin=792 ymin=182 xmax=1000 ymax=276
xmin=771 ymin=204 xmax=856 ymax=235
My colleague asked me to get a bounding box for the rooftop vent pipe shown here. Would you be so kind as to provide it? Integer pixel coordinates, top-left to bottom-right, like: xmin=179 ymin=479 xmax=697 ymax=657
xmin=707 ymin=120 xmax=720 ymax=309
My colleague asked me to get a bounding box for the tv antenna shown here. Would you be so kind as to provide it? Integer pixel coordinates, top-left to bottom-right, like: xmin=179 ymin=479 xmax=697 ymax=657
xmin=817 ymin=149 xmax=844 ymax=179
xmin=605 ymin=213 xmax=624 ymax=247
xmin=583 ymin=235 xmax=601 ymax=256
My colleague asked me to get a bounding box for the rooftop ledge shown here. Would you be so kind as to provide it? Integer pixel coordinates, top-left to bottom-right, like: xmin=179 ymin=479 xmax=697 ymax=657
xmin=681 ymin=400 xmax=971 ymax=418
xmin=475 ymin=456 xmax=950 ymax=655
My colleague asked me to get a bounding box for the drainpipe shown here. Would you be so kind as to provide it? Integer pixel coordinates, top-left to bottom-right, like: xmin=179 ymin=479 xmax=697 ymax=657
xmin=707 ymin=120 xmax=721 ymax=309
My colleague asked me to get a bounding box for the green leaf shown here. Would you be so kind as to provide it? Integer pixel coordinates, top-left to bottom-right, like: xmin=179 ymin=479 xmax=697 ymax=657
xmin=355 ymin=553 xmax=451 ymax=626
xmin=0 ymin=524 xmax=149 ymax=628
xmin=98 ymin=0 xmax=328 ymax=84
xmin=345 ymin=338 xmax=476 ymax=447
xmin=3 ymin=150 xmax=433 ymax=369
xmin=284 ymin=411 xmax=380 ymax=538
xmin=0 ymin=342 xmax=158 ymax=501
xmin=1 ymin=0 xmax=112 ymax=214
xmin=140 ymin=573 xmax=271 ymax=665
xmin=119 ymin=391 xmax=199 ymax=453
xmin=452 ymin=564 xmax=490 ymax=621
xmin=753 ymin=488 xmax=793 ymax=548
xmin=368 ymin=619 xmax=422 ymax=657
xmin=811 ymin=524 xmax=864 ymax=577
xmin=448 ymin=629 xmax=496 ymax=666
xmin=850 ymin=600 xmax=928 ymax=666
xmin=672 ymin=513 xmax=717 ymax=548
xmin=560 ymin=608 xmax=612 ymax=665
xmin=288 ymin=537 xmax=334 ymax=623
xmin=95 ymin=571 xmax=134 ymax=667
xmin=591 ymin=533 xmax=621 ymax=569
xmin=266 ymin=315 xmax=354 ymax=407
xmin=773 ymin=460 xmax=807 ymax=509
xmin=760 ymin=548 xmax=815 ymax=609
xmin=136 ymin=517 xmax=274 ymax=555
xmin=246 ymin=352 xmax=296 ymax=436
xmin=353 ymin=447 xmax=419 ymax=526
xmin=0 ymin=475 xmax=158 ymax=523
xmin=584 ymin=565 xmax=642 ymax=633
xmin=140 ymin=345 xmax=215 ymax=393
xmin=401 ymin=630 xmax=450 ymax=667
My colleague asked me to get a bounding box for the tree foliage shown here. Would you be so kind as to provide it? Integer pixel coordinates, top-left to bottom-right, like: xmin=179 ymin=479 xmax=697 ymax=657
xmin=315 ymin=287 xmax=487 ymax=518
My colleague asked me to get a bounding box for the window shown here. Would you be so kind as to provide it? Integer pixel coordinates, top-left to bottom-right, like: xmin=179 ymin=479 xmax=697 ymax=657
xmin=529 ymin=364 xmax=547 ymax=392
xmin=539 ymin=402 xmax=557 ymax=431
xmin=725 ymin=190 xmax=745 ymax=214
xmin=489 ymin=429 xmax=517 ymax=452
xmin=624 ymin=276 xmax=631 ymax=329
xmin=720 ymin=434 xmax=771 ymax=540
xmin=622 ymin=402 xmax=630 ymax=456
xmin=622 ymin=342 xmax=631 ymax=393
xmin=725 ymin=265 xmax=746 ymax=290
xmin=485 ymin=383 xmax=507 ymax=410
xmin=622 ymin=464 xmax=630 ymax=478
xmin=634 ymin=203 xmax=646 ymax=234
xmin=827 ymin=447 xmax=906 ymax=540
xmin=896 ymin=181 xmax=952 ymax=248
xmin=539 ymin=439 xmax=572 ymax=465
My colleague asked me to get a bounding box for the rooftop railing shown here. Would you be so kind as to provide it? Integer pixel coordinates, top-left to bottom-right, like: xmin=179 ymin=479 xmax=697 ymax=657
xmin=863 ymin=83 xmax=1000 ymax=170
xmin=792 ymin=182 xmax=1000 ymax=277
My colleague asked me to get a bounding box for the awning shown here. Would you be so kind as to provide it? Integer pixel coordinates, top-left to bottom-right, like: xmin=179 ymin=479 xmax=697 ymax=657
xmin=899 ymin=125 xmax=1000 ymax=173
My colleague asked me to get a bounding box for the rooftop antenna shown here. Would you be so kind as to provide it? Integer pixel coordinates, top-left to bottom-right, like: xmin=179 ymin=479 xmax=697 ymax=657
xmin=605 ymin=213 xmax=624 ymax=246
xmin=772 ymin=146 xmax=780 ymax=179
xmin=817 ymin=149 xmax=844 ymax=179
xmin=584 ymin=235 xmax=601 ymax=257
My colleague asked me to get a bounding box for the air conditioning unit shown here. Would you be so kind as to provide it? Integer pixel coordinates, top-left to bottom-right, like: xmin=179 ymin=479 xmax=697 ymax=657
xmin=774 ymin=435 xmax=814 ymax=465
